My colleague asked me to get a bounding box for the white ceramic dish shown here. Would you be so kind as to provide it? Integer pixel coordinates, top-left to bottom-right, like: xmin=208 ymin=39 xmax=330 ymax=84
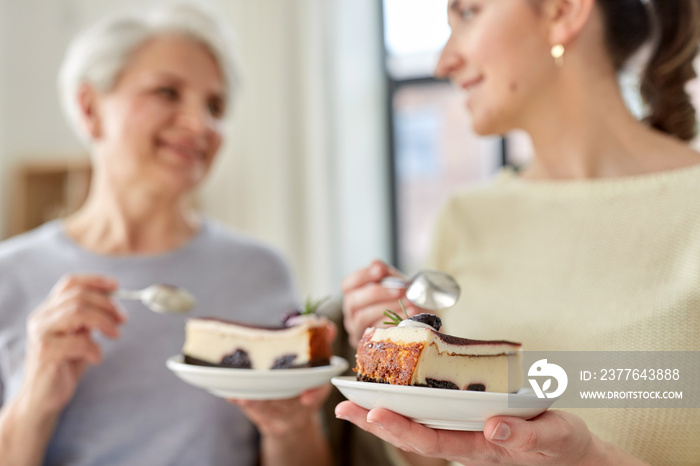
xmin=331 ymin=376 xmax=557 ymax=431
xmin=167 ymin=355 xmax=349 ymax=400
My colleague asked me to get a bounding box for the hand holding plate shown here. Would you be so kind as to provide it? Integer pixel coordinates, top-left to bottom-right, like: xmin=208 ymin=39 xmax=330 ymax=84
xmin=334 ymin=403 xmax=620 ymax=465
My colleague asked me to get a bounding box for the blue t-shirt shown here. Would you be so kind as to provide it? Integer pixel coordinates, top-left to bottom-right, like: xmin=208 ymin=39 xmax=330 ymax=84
xmin=0 ymin=219 xmax=299 ymax=465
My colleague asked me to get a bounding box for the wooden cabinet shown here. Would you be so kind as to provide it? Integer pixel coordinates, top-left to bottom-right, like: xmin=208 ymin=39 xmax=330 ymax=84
xmin=8 ymin=159 xmax=92 ymax=238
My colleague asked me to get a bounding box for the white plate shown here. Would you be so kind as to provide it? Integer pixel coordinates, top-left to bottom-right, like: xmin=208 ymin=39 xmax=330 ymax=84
xmin=331 ymin=376 xmax=557 ymax=431
xmin=167 ymin=355 xmax=349 ymax=400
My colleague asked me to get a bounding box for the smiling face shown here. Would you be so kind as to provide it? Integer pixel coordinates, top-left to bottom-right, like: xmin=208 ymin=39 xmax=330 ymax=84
xmin=86 ymin=34 xmax=226 ymax=195
xmin=435 ymin=0 xmax=554 ymax=135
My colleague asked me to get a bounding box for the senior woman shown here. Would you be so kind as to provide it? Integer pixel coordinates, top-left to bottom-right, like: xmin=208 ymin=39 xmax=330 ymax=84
xmin=0 ymin=4 xmax=331 ymax=466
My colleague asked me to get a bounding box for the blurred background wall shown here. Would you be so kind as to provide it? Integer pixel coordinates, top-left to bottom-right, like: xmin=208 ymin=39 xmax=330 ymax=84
xmin=0 ymin=0 xmax=698 ymax=301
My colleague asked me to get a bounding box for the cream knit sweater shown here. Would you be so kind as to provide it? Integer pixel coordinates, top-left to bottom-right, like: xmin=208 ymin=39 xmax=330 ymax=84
xmin=427 ymin=165 xmax=700 ymax=465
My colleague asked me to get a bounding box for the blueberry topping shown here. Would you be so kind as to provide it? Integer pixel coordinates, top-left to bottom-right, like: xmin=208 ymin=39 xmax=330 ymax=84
xmin=272 ymin=354 xmax=297 ymax=369
xmin=466 ymin=383 xmax=486 ymax=392
xmin=281 ymin=310 xmax=302 ymax=326
xmin=221 ymin=349 xmax=252 ymax=368
xmin=408 ymin=313 xmax=442 ymax=331
xmin=425 ymin=378 xmax=458 ymax=390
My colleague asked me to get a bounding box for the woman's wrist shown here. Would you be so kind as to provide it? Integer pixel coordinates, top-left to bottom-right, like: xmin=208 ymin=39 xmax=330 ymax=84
xmin=15 ymin=382 xmax=65 ymax=424
xmin=580 ymin=435 xmax=650 ymax=466
xmin=260 ymin=411 xmax=323 ymax=443
xmin=260 ymin=414 xmax=331 ymax=466
xmin=9 ymin=391 xmax=61 ymax=437
xmin=0 ymin=393 xmax=60 ymax=466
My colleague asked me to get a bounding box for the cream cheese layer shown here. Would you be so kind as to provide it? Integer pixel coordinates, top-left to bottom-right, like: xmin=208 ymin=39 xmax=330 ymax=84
xmin=183 ymin=318 xmax=321 ymax=369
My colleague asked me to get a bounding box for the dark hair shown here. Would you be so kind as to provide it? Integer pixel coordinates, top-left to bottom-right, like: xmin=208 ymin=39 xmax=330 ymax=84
xmin=597 ymin=0 xmax=700 ymax=141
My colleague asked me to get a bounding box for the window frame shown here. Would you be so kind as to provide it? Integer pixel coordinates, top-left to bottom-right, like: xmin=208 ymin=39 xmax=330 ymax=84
xmin=382 ymin=56 xmax=508 ymax=269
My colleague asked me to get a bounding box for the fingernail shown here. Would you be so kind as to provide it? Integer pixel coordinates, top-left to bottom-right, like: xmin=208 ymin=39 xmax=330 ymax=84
xmin=366 ymin=417 xmax=384 ymax=429
xmin=334 ymin=407 xmax=347 ymax=420
xmin=490 ymin=421 xmax=511 ymax=441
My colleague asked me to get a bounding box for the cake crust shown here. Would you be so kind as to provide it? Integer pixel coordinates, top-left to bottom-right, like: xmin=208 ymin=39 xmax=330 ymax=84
xmin=355 ymin=339 xmax=423 ymax=385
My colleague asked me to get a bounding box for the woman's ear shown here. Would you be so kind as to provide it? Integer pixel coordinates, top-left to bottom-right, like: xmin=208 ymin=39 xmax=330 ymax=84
xmin=542 ymin=0 xmax=595 ymax=47
xmin=77 ymin=83 xmax=102 ymax=139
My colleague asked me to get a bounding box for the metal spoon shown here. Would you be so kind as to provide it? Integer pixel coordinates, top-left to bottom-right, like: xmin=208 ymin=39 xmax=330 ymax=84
xmin=112 ymin=284 xmax=196 ymax=314
xmin=381 ymin=270 xmax=460 ymax=311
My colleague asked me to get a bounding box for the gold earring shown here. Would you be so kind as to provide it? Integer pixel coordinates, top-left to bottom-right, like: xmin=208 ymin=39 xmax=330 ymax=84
xmin=551 ymin=44 xmax=565 ymax=67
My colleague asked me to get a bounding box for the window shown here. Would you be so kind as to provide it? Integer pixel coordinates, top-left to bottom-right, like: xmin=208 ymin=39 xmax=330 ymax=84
xmin=390 ymin=81 xmax=503 ymax=272
xmin=383 ymin=0 xmax=505 ymax=273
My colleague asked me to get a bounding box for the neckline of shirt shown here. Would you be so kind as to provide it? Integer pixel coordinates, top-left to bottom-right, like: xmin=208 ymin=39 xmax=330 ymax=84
xmin=51 ymin=218 xmax=210 ymax=263
xmin=495 ymin=162 xmax=700 ymax=196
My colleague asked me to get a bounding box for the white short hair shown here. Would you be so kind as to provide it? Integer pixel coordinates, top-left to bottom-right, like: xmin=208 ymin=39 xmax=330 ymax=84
xmin=58 ymin=2 xmax=243 ymax=144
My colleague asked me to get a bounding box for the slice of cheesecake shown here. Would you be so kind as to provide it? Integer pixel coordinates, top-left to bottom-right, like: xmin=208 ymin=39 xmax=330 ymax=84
xmin=355 ymin=319 xmax=522 ymax=393
xmin=183 ymin=315 xmax=332 ymax=370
